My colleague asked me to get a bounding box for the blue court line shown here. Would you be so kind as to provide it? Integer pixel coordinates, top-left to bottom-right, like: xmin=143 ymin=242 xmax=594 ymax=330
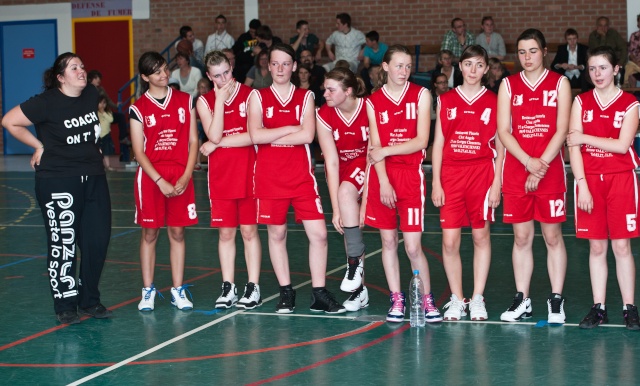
xmin=0 ymin=257 xmax=40 ymax=269
xmin=193 ymin=309 xmax=224 ymax=316
xmin=0 ymin=230 xmax=139 ymax=271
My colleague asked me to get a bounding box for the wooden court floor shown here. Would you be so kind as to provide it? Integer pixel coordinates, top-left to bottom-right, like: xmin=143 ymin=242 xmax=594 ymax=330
xmin=0 ymin=168 xmax=639 ymax=385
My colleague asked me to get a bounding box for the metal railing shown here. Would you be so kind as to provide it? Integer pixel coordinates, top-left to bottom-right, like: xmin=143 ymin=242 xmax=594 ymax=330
xmin=117 ymin=36 xmax=181 ymax=114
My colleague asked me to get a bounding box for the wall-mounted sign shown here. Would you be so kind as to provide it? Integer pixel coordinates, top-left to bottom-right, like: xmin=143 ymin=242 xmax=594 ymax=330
xmin=71 ymin=0 xmax=132 ymax=18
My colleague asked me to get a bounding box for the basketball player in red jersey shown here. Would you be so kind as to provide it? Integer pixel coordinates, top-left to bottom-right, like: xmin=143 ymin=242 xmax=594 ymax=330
xmin=497 ymin=29 xmax=571 ymax=324
xmin=365 ymin=45 xmax=442 ymax=323
xmin=432 ymin=45 xmax=504 ymax=321
xmin=130 ymin=52 xmax=199 ymax=311
xmin=197 ymin=51 xmax=263 ymax=310
xmin=317 ymin=67 xmax=370 ymax=311
xmin=567 ymin=46 xmax=640 ymax=330
xmin=247 ymin=43 xmax=345 ymax=314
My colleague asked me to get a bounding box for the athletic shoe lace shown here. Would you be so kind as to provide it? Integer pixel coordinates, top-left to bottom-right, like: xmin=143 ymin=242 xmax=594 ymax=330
xmin=278 ymin=289 xmax=295 ymax=307
xmin=507 ymin=295 xmax=523 ymax=312
xmin=176 ymin=284 xmax=193 ymax=300
xmin=625 ymin=306 xmax=640 ymax=325
xmin=243 ymin=283 xmax=256 ymax=299
xmin=390 ymin=292 xmax=404 ymax=313
xmin=143 ymin=286 xmax=164 ymax=301
xmin=443 ymin=297 xmax=465 ymax=312
xmin=549 ymin=296 xmax=563 ymax=314
xmin=424 ymin=293 xmax=438 ymax=313
xmin=346 ymin=257 xmax=360 ymax=280
xmin=348 ymin=286 xmax=364 ymax=301
xmin=221 ymin=282 xmax=232 ymax=297
xmin=469 ymin=297 xmax=484 ymax=310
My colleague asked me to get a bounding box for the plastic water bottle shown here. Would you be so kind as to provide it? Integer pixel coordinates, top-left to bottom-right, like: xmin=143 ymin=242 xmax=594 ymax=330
xmin=409 ymin=270 xmax=425 ymax=327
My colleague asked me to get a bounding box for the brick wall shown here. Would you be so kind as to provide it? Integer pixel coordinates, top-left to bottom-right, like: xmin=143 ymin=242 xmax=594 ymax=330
xmin=0 ymin=0 xmax=630 ymax=151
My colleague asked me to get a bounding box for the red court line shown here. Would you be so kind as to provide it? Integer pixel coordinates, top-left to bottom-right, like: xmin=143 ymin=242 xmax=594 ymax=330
xmin=247 ymin=323 xmax=411 ymax=385
xmin=0 ymin=270 xmax=218 ymax=353
xmin=0 ymin=319 xmax=382 ymax=368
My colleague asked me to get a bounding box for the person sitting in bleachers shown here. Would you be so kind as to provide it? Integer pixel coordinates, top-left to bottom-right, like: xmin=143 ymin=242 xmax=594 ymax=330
xmin=475 ymin=16 xmax=506 ymax=60
xmin=551 ymin=28 xmax=589 ymax=90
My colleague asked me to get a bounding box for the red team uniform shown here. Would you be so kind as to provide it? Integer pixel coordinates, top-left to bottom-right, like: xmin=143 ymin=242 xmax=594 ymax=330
xmin=316 ymin=98 xmax=369 ymax=194
xmin=199 ymin=84 xmax=257 ymax=227
xmin=574 ymin=89 xmax=640 ymax=239
xmin=502 ymin=70 xmax=567 ymax=223
xmin=129 ymin=87 xmax=198 ymax=227
xmin=252 ymin=85 xmax=323 ymax=224
xmin=437 ymin=86 xmax=498 ymax=228
xmin=365 ymin=82 xmax=427 ymax=232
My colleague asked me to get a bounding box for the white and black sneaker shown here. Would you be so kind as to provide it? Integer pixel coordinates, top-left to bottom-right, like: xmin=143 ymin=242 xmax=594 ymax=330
xmin=276 ymin=287 xmax=296 ymax=313
xmin=236 ymin=282 xmax=262 ymax=310
xmin=310 ymin=288 xmax=346 ymax=314
xmin=340 ymin=256 xmax=364 ymax=292
xmin=547 ymin=293 xmax=566 ymax=324
xmin=500 ymin=292 xmax=532 ymax=322
xmin=215 ymin=281 xmax=238 ymax=309
xmin=343 ymin=285 xmax=369 ymax=311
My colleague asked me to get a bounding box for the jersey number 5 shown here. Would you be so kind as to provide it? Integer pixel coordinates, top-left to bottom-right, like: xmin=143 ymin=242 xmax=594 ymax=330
xmin=613 ymin=111 xmax=625 ymax=129
xmin=627 ymin=214 xmax=636 ymax=232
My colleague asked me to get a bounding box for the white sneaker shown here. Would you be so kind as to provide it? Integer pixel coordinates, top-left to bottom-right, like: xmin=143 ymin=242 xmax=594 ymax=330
xmin=236 ymin=283 xmax=262 ymax=310
xmin=171 ymin=285 xmax=193 ymax=310
xmin=215 ymin=282 xmax=238 ymax=309
xmin=443 ymin=294 xmax=467 ymax=321
xmin=468 ymin=294 xmax=488 ymax=321
xmin=343 ymin=286 xmax=369 ymax=311
xmin=547 ymin=293 xmax=566 ymax=324
xmin=138 ymin=285 xmax=158 ymax=311
xmin=340 ymin=256 xmax=364 ymax=292
xmin=500 ymin=292 xmax=532 ymax=322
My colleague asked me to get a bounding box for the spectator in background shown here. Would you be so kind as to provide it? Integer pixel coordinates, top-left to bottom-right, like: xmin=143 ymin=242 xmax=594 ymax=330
xmin=361 ymin=31 xmax=388 ymax=91
xmin=441 ymin=18 xmax=475 ymax=61
xmin=244 ymin=50 xmax=272 ymax=89
xmin=486 ymin=58 xmax=509 ymax=94
xmin=290 ymin=20 xmax=325 ymax=61
xmin=588 ymin=17 xmax=627 ymax=66
xmin=294 ymin=63 xmax=325 ymax=107
xmin=88 ymin=70 xmax=131 ymax=162
xmin=300 ymin=49 xmax=326 ymax=90
xmin=205 ymin=14 xmax=235 ymax=54
xmin=366 ymin=64 xmax=380 ymax=94
xmin=429 ymin=72 xmax=449 ymax=149
xmin=625 ymin=14 xmax=640 ymax=87
xmin=551 ymin=28 xmax=588 ymax=90
xmin=233 ymin=19 xmax=261 ymax=83
xmin=221 ymin=48 xmax=243 ymax=81
xmin=432 ymin=50 xmax=463 ymax=88
xmin=475 ymin=16 xmax=506 ymax=60
xmin=171 ymin=51 xmax=203 ymax=98
xmin=324 ymin=13 xmax=366 ymax=73
xmin=254 ymin=25 xmax=283 ymax=56
xmin=176 ymin=25 xmax=204 ymax=70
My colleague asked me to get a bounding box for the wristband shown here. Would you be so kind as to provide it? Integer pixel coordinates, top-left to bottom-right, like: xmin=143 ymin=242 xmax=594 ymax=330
xmin=155 ymin=176 xmax=162 ymax=184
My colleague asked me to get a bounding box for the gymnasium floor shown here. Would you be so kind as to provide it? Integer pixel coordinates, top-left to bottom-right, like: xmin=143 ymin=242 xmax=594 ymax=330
xmin=0 ymin=157 xmax=639 ymax=385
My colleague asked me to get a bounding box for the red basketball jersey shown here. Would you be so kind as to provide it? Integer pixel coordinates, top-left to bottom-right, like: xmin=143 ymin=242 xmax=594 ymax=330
xmin=316 ymin=97 xmax=369 ymax=163
xmin=199 ymin=84 xmax=256 ymax=199
xmin=438 ymin=86 xmax=497 ymax=165
xmin=253 ymin=84 xmax=318 ymax=199
xmin=129 ymin=87 xmax=193 ymax=166
xmin=576 ymin=89 xmax=640 ymax=174
xmin=502 ymin=70 xmax=566 ymax=194
xmin=366 ymin=82 xmax=427 ymax=167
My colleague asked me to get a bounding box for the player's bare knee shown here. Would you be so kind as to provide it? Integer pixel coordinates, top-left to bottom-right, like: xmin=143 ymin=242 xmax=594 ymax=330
xmin=142 ymin=228 xmax=160 ymax=244
xmin=219 ymin=227 xmax=236 ymax=242
xmin=167 ymin=227 xmax=185 ymax=243
xmin=239 ymin=225 xmax=258 ymax=241
xmin=611 ymin=240 xmax=632 ymax=258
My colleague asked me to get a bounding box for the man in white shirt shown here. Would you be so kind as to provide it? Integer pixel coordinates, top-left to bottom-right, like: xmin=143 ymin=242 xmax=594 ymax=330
xmin=205 ymin=14 xmax=235 ymax=54
xmin=324 ymin=13 xmax=366 ymax=73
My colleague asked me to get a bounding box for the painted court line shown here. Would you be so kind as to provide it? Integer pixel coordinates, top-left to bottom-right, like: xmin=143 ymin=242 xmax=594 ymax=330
xmin=67 ymin=246 xmax=387 ymax=385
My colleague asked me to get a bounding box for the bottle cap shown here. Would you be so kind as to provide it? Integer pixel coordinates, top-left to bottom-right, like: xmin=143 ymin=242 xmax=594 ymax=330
xmin=413 ymin=269 xmax=419 ymax=275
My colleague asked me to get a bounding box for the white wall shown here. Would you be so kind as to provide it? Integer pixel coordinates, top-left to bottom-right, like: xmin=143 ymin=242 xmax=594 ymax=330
xmin=0 ymin=3 xmax=72 ymax=54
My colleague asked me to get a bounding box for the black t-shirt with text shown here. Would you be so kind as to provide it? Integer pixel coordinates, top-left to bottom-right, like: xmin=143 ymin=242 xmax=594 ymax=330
xmin=21 ymin=86 xmax=104 ymax=178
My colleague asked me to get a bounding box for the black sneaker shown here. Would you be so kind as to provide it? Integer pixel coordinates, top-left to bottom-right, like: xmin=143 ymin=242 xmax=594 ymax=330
xmin=623 ymin=304 xmax=640 ymax=331
xmin=56 ymin=310 xmax=81 ymax=324
xmin=79 ymin=303 xmax=113 ymax=319
xmin=579 ymin=304 xmax=608 ymax=329
xmin=310 ymin=288 xmax=346 ymax=314
xmin=275 ymin=287 xmax=296 ymax=314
